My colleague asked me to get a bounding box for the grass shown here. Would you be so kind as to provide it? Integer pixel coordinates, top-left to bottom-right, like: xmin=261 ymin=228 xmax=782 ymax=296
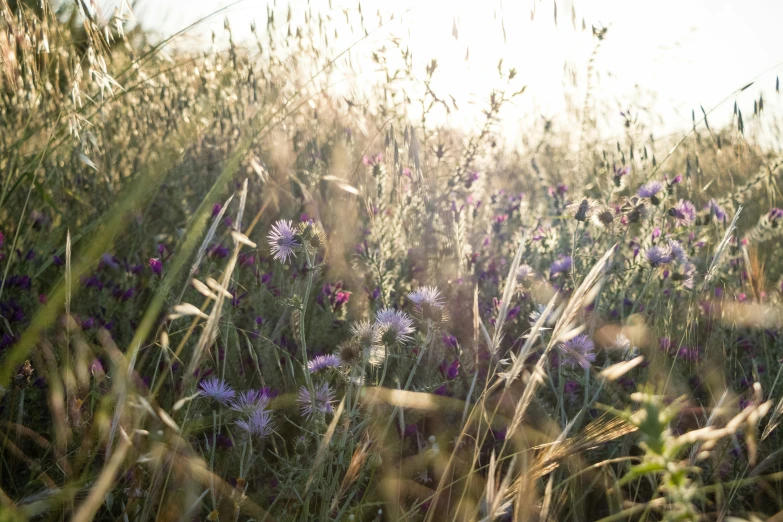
xmin=2 ymin=1 xmax=783 ymax=521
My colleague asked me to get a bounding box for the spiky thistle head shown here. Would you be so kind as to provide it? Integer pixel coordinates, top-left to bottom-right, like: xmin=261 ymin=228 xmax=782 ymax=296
xmin=267 ymin=220 xmax=300 ymax=263
xmin=351 ymin=319 xmax=386 ymax=366
xmin=375 ymin=308 xmax=415 ymax=345
xmin=197 ymin=378 xmax=235 ymax=405
xmin=407 ymin=286 xmax=446 ymax=321
xmin=236 ymin=409 xmax=275 ymax=439
xmin=229 ymin=389 xmax=271 ymax=416
xmin=557 ymin=334 xmax=596 ymax=370
xmin=298 ymin=382 xmax=335 ymax=419
xmin=307 ymin=354 xmax=342 ymax=373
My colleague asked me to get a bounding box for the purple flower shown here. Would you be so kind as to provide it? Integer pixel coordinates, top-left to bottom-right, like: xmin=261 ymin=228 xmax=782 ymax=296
xmin=100 ymin=253 xmax=119 ymax=270
xmin=307 ymin=354 xmax=342 ymax=373
xmin=149 ymin=258 xmax=162 ymax=276
xmin=557 ymin=334 xmax=596 ymax=370
xmin=550 ymin=256 xmax=573 ymax=276
xmin=230 ymin=389 xmax=271 ymax=415
xmin=669 ymin=199 xmax=696 ymax=226
xmin=706 ymin=199 xmax=727 ymax=222
xmin=646 ymin=245 xmax=673 ymax=266
xmin=236 ymin=409 xmax=275 ymax=439
xmin=440 ymin=359 xmax=460 ymax=380
xmin=637 ymin=181 xmax=663 ymax=199
xmin=211 ymin=203 xmax=222 ymax=217
xmin=407 ymin=286 xmax=445 ymax=317
xmin=667 ymin=240 xmax=687 ymax=265
xmin=298 ymin=382 xmax=335 ymax=418
xmin=375 ymin=308 xmax=415 ymax=344
xmin=267 ymin=220 xmax=300 ymax=263
xmin=198 ymin=378 xmax=236 ymax=405
xmin=516 ymin=264 xmax=535 ymax=281
xmin=441 ymin=334 xmax=458 ymax=349
xmin=210 ymin=244 xmax=230 ymax=259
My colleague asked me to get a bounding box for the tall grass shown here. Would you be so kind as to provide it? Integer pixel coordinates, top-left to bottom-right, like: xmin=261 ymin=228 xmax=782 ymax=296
xmin=2 ymin=1 xmax=783 ymax=521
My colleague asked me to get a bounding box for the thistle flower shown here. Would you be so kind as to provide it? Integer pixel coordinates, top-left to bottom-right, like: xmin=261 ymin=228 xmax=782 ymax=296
xmin=646 ymin=245 xmax=673 ymax=266
xmin=375 ymin=308 xmax=415 ymax=344
xmin=550 ymin=256 xmax=572 ymax=276
xmin=622 ymin=196 xmax=650 ymax=223
xmin=705 ymin=199 xmax=727 ymax=222
xmin=591 ymin=207 xmax=615 ymax=229
xmin=667 ymin=239 xmax=688 ymax=265
xmin=557 ymin=334 xmax=596 ymax=370
xmin=351 ymin=319 xmax=385 ymax=366
xmin=197 ymin=378 xmax=235 ymax=405
xmin=298 ymin=382 xmax=335 ymax=418
xmin=267 ymin=220 xmax=300 ymax=263
xmin=307 ymin=354 xmax=341 ymax=373
xmin=566 ymin=198 xmax=594 ymax=222
xmin=407 ymin=286 xmax=445 ymax=320
xmin=637 ymin=181 xmax=663 ymax=200
xmin=669 ymin=199 xmax=696 ymax=226
xmin=516 ymin=264 xmax=535 ymax=281
xmin=236 ymin=409 xmax=274 ymax=439
xmin=612 ymin=333 xmax=638 ymax=359
xmin=230 ymin=389 xmax=271 ymax=415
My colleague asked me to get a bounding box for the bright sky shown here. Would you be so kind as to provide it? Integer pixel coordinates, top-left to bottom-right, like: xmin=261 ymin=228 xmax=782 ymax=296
xmin=96 ymin=0 xmax=783 ymax=143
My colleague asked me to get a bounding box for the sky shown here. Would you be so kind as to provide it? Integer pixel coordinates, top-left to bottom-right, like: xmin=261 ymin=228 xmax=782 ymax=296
xmin=93 ymin=0 xmax=783 ymax=142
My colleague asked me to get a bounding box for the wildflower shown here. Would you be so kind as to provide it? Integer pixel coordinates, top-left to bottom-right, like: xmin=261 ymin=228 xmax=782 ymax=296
xmin=351 ymin=320 xmax=385 ymax=366
xmin=210 ymin=243 xmax=230 ymax=259
xmin=557 ymin=334 xmax=596 ymax=370
xmin=441 ymin=334 xmax=458 ymax=349
xmin=236 ymin=409 xmax=274 ymax=439
xmin=669 ymin=199 xmax=696 ymax=226
xmin=197 ymin=378 xmax=236 ymax=405
xmin=338 ymin=339 xmax=363 ymax=367
xmin=230 ymin=389 xmax=271 ymax=415
xmin=149 ymin=258 xmax=162 ymax=276
xmin=529 ymin=303 xmax=549 ymax=323
xmin=592 ymin=207 xmax=615 ymax=229
xmin=646 ymin=245 xmax=673 ymax=266
xmin=612 ymin=333 xmax=638 ymax=359
xmin=706 ymin=199 xmax=727 ymax=222
xmin=637 ymin=181 xmax=663 ymax=201
xmin=550 ymin=256 xmax=572 ymax=276
xmin=611 ymin=164 xmax=630 ymax=189
xmin=622 ymin=196 xmax=649 ymax=223
xmin=439 ymin=359 xmax=460 ymax=380
xmin=298 ymin=382 xmax=335 ymax=418
xmin=564 ymin=380 xmax=580 ymax=401
xmin=566 ymin=198 xmax=593 ymax=222
xmin=375 ymin=308 xmax=415 ymax=344
xmin=516 ymin=264 xmax=535 ymax=281
xmin=267 ymin=220 xmax=300 ymax=263
xmin=211 ymin=203 xmax=222 ymax=217
xmin=307 ymin=354 xmax=341 ymax=373
xmin=667 ymin=240 xmax=688 ymax=265
xmin=407 ymin=286 xmax=445 ymax=320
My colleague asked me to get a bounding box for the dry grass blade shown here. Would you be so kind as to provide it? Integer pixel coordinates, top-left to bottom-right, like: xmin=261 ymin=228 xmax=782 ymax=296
xmin=600 ymin=356 xmax=645 ymax=381
xmin=72 ymin=430 xmax=132 ymax=522
xmin=491 ymin=235 xmax=527 ymax=354
xmin=506 ymin=245 xmax=615 ymax=439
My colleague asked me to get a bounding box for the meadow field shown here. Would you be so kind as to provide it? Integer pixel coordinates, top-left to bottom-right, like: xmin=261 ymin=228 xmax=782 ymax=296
xmin=2 ymin=1 xmax=783 ymax=520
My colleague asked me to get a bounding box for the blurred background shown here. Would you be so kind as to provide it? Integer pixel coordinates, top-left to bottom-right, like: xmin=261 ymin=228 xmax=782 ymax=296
xmin=84 ymin=0 xmax=783 ymax=143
